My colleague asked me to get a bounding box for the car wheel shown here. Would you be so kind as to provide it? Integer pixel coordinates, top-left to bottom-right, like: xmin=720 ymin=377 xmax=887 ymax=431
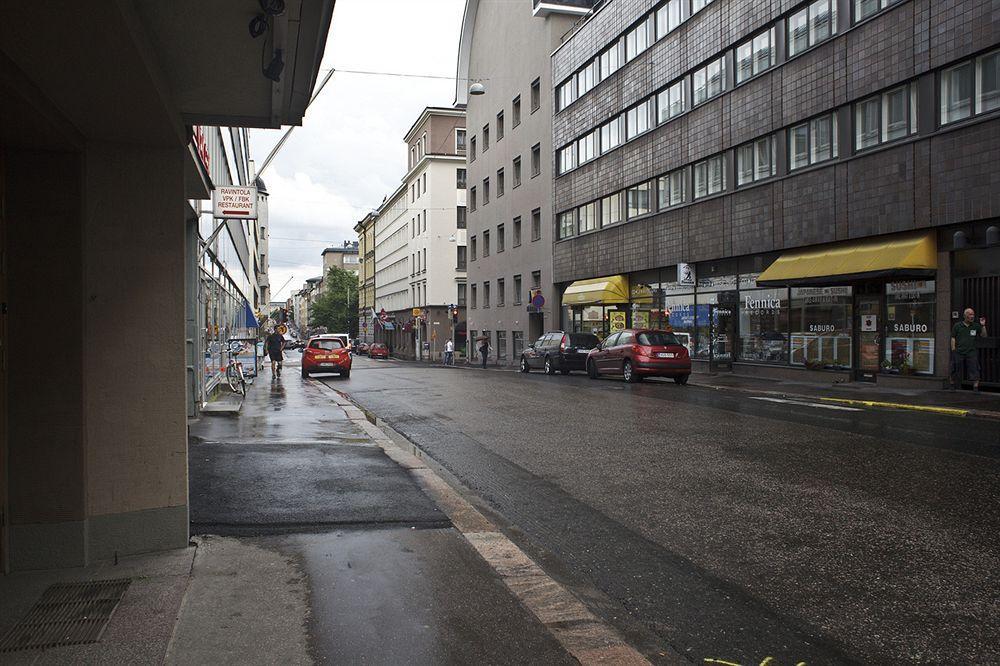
xmin=587 ymin=360 xmax=598 ymax=379
xmin=341 ymin=369 xmax=351 ymax=379
xmin=674 ymin=373 xmax=689 ymax=385
xmin=520 ymin=357 xmax=530 ymax=373
xmin=544 ymin=357 xmax=555 ymax=375
xmin=301 ymin=368 xmax=309 ymax=378
xmin=623 ymin=360 xmax=640 ymax=383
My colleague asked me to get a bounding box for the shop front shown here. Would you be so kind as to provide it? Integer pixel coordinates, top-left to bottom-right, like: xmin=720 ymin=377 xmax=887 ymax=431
xmin=560 ymin=230 xmax=949 ymax=383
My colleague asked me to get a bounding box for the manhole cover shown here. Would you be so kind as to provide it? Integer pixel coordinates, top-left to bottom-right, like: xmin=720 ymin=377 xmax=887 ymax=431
xmin=0 ymin=578 xmax=131 ymax=652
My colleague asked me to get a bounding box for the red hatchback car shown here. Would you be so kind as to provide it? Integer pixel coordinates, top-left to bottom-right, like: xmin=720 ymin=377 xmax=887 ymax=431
xmin=368 ymin=343 xmax=389 ymax=359
xmin=301 ymin=336 xmax=352 ymax=378
xmin=587 ymin=329 xmax=691 ymax=384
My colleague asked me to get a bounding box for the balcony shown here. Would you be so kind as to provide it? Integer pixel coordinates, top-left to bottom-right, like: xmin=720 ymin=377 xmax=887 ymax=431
xmin=532 ymin=0 xmax=594 ymax=17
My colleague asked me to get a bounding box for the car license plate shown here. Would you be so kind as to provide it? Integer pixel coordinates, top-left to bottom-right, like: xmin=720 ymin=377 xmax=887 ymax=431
xmin=656 ymin=352 xmax=675 ymax=358
xmin=320 ymin=362 xmax=334 ymax=367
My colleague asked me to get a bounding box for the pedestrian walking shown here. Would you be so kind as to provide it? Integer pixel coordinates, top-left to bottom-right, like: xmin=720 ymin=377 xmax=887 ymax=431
xmin=265 ymin=328 xmax=286 ymax=377
xmin=444 ymin=338 xmax=455 ymax=366
xmin=477 ymin=335 xmax=490 ymax=369
xmin=950 ymin=308 xmax=988 ymax=391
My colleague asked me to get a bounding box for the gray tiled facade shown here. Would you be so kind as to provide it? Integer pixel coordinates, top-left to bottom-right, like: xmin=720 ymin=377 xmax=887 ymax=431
xmin=550 ymin=0 xmax=1000 ymax=284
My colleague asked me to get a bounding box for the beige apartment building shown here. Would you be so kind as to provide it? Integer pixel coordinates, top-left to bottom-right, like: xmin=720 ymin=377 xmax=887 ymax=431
xmin=457 ymin=0 xmax=590 ymax=366
xmin=355 ymin=213 xmax=377 ymax=344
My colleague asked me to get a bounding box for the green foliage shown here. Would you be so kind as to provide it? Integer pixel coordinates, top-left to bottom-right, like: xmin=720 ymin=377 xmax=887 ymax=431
xmin=309 ymin=267 xmax=359 ymax=337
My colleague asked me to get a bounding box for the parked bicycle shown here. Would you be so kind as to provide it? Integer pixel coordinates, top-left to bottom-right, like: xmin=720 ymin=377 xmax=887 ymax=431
xmin=225 ymin=339 xmax=249 ymax=395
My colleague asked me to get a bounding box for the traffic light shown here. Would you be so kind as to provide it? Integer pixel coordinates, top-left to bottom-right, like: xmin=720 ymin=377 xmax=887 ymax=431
xmin=450 ymin=304 xmax=459 ymax=322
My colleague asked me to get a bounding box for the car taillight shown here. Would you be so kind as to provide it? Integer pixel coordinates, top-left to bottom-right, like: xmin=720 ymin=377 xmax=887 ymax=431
xmin=560 ymin=335 xmax=568 ymax=351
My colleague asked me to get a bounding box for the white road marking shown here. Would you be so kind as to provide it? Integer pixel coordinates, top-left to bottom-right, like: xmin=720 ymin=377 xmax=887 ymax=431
xmin=749 ymin=396 xmax=862 ymax=411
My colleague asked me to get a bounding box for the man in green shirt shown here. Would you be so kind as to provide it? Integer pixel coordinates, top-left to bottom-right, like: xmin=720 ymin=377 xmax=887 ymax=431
xmin=951 ymin=308 xmax=988 ymax=390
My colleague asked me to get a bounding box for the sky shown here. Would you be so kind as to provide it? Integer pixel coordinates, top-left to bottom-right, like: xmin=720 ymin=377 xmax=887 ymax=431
xmin=249 ymin=0 xmax=466 ymax=302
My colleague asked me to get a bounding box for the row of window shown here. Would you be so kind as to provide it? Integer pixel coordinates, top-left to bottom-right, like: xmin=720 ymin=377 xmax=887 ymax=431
xmin=556 ymin=0 xmax=907 ymax=115
xmin=469 ymin=79 xmax=541 ymax=163
xmin=469 ymin=271 xmax=543 ymax=310
xmin=469 ymin=211 xmax=543 ymax=260
xmin=556 ymin=0 xmax=717 ymax=112
xmin=469 ymin=145 xmax=542 ymax=211
xmin=556 ymin=79 xmax=934 ymax=239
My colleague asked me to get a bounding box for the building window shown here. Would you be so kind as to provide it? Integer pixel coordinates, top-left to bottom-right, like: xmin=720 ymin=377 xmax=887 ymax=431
xmin=855 ymin=0 xmax=903 ymax=23
xmin=471 ymin=235 xmax=477 ymax=260
xmin=497 ymin=168 xmax=505 ymax=197
xmin=513 ymin=275 xmax=523 ymax=305
xmin=656 ymin=0 xmax=685 ymax=37
xmin=513 ymin=217 xmax=522 ymax=246
xmin=736 ymin=136 xmax=776 ymax=186
xmin=558 ymin=210 xmax=577 ymax=239
xmin=530 ymin=78 xmax=540 ymax=112
xmin=626 ymin=99 xmax=654 ymax=140
xmin=470 ymin=136 xmax=477 ymax=161
xmin=471 ymin=284 xmax=477 ymax=308
xmin=456 ymin=128 xmax=467 ymax=153
xmin=513 ymin=157 xmax=522 ymax=187
xmin=625 ymin=16 xmax=653 ymax=62
xmin=941 ymin=50 xmax=1000 ymax=124
xmin=693 ymin=154 xmax=726 ymax=198
xmin=557 ymin=78 xmax=576 ymax=111
xmin=469 ymin=186 xmax=477 ymax=211
xmin=789 ymin=113 xmax=838 ymax=170
xmin=736 ymin=27 xmax=776 ymax=84
xmin=482 ymin=124 xmax=490 ymax=151
xmin=531 ymin=144 xmax=541 ymax=176
xmin=458 ymin=283 xmax=467 ymax=307
xmin=512 ymin=96 xmax=521 ymax=127
xmin=483 ymin=229 xmax=490 ymax=257
xmin=457 ymin=168 xmax=467 ymax=189
xmin=600 ymin=115 xmax=624 ymax=153
xmin=497 ymin=111 xmax=504 ymax=141
xmin=457 ymin=245 xmax=467 ymax=270
xmin=578 ymin=130 xmax=598 ymax=164
xmin=657 ymin=79 xmax=687 ymax=123
xmin=692 ymin=0 xmax=713 ymax=13
xmin=790 ymin=286 xmax=853 ymax=369
xmin=457 ymin=206 xmax=467 ymax=229
xmin=599 ymin=40 xmax=623 ymax=80
xmin=531 ymin=271 xmax=541 ymax=290
xmin=578 ymin=202 xmax=598 ymax=233
xmin=739 ymin=288 xmax=789 ymax=363
xmin=885 ymin=281 xmax=935 ymax=374
xmin=483 ymin=177 xmax=490 ymax=204
xmin=693 ymin=56 xmax=726 ymax=106
xmin=558 ymin=144 xmax=577 ymax=174
xmin=497 ymin=224 xmax=505 ymax=252
xmin=788 ymin=0 xmax=837 ymax=58
xmin=855 ymin=84 xmax=916 ymax=150
xmin=531 ymin=208 xmax=541 ymax=241
xmin=497 ymin=278 xmax=505 ymax=307
xmin=626 ymin=181 xmax=653 ymax=218
xmin=601 ymin=192 xmax=623 ymax=227
xmin=497 ymin=330 xmax=507 ymax=360
xmin=657 ymin=166 xmax=687 ymax=208
xmin=483 ymin=281 xmax=491 ymax=308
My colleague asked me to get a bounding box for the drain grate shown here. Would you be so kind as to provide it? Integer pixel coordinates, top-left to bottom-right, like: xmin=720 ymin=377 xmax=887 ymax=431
xmin=0 ymin=578 xmax=131 ymax=653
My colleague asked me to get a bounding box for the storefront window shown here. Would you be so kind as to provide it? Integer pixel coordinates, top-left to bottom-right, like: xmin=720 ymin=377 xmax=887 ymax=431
xmin=884 ymin=281 xmax=935 ymax=374
xmin=663 ymin=294 xmax=695 ymax=356
xmin=739 ymin=288 xmax=789 ymax=363
xmin=790 ymin=287 xmax=852 ymax=369
xmin=630 ymin=270 xmax=661 ymax=330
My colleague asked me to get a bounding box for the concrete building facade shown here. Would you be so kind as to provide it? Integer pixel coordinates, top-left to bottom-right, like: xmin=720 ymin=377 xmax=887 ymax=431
xmin=550 ymin=0 xmax=1000 ymax=386
xmin=321 ymin=241 xmax=360 ymax=281
xmin=355 ymin=212 xmax=378 ymax=344
xmin=1 ymin=2 xmax=332 ymax=572
xmin=372 ymin=107 xmax=468 ymax=359
xmin=458 ymin=0 xmax=591 ymax=366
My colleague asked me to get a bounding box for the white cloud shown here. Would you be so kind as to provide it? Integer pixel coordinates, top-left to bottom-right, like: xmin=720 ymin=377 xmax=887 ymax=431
xmin=252 ymin=0 xmax=466 ymax=300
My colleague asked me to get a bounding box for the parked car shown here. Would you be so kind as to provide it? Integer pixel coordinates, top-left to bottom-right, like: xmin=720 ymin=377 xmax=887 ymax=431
xmin=356 ymin=342 xmax=370 ymax=355
xmin=520 ymin=331 xmax=601 ymax=375
xmin=301 ymin=336 xmax=351 ymax=378
xmin=369 ymin=343 xmax=389 ymax=359
xmin=586 ymin=329 xmax=690 ymax=384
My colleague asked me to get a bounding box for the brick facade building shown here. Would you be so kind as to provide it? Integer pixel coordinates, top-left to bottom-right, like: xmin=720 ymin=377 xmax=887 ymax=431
xmin=550 ymin=0 xmax=1000 ymax=385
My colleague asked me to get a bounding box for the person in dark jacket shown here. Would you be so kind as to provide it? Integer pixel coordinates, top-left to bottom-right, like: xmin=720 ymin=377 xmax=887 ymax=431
xmin=951 ymin=308 xmax=988 ymax=390
xmin=478 ymin=336 xmax=489 ymax=369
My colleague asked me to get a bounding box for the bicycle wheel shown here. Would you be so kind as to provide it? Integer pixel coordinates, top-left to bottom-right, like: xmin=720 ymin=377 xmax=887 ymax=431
xmin=226 ymin=364 xmax=244 ymax=395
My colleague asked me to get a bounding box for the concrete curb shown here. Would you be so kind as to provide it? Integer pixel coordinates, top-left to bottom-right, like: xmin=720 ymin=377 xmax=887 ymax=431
xmin=686 ymin=380 xmax=1000 ymax=420
xmin=313 ymin=380 xmax=660 ymax=666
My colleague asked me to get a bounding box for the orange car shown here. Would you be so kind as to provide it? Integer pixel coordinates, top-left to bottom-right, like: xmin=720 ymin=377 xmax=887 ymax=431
xmin=301 ymin=336 xmax=352 ymax=378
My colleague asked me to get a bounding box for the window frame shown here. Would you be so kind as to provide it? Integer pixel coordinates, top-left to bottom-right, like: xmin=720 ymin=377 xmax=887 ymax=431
xmin=512 ymin=95 xmax=522 ymax=127
xmin=530 ymin=78 xmax=541 ymax=113
xmin=692 ymin=56 xmax=726 ymax=107
xmin=736 ymin=135 xmax=777 ymax=186
xmin=693 ymin=154 xmax=726 ymax=199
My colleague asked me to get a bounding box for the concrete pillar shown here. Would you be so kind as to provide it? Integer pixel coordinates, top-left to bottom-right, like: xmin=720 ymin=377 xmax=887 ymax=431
xmin=81 ymin=142 xmax=189 ymax=562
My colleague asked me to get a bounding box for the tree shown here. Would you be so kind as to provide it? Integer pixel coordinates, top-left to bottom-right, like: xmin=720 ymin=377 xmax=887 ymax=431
xmin=309 ymin=267 xmax=359 ymax=337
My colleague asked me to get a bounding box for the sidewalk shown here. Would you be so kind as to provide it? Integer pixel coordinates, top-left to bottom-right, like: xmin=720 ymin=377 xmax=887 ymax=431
xmin=0 ymin=368 xmax=653 ymax=665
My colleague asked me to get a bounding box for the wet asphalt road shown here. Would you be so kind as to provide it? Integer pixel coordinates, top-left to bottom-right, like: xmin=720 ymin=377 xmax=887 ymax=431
xmin=328 ymin=355 xmax=1000 ymax=665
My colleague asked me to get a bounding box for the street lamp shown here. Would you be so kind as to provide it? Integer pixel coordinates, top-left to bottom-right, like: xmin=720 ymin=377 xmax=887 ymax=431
xmin=469 ymin=82 xmax=486 ymax=96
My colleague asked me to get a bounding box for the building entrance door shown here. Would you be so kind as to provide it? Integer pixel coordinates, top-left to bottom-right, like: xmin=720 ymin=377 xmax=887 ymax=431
xmin=855 ymin=292 xmax=881 ymax=382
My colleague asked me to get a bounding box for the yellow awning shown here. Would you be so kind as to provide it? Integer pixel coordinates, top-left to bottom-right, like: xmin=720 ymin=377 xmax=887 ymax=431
xmin=757 ymin=232 xmax=937 ymax=286
xmin=563 ymin=275 xmax=630 ymax=305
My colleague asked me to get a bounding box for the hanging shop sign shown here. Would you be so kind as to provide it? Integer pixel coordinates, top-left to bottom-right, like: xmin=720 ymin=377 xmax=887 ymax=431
xmin=213 ymin=185 xmax=258 ymax=219
xmin=677 ymin=263 xmax=696 ymax=287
